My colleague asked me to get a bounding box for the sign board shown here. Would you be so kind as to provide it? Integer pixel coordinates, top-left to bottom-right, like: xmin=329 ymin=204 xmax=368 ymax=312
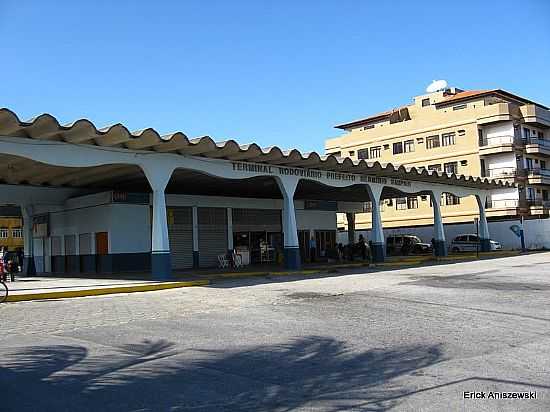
xmin=111 ymin=191 xmax=149 ymax=205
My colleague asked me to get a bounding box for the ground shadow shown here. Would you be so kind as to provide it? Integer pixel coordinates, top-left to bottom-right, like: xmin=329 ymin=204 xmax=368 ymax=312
xmin=0 ymin=337 xmax=445 ymax=411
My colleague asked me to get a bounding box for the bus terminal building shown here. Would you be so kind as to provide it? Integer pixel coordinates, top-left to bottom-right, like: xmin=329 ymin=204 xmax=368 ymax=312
xmin=0 ymin=108 xmax=511 ymax=279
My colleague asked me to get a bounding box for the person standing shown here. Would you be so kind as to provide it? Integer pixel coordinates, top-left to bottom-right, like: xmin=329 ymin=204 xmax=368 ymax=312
xmin=309 ymin=236 xmax=317 ymax=263
xmin=358 ymin=234 xmax=367 ymax=260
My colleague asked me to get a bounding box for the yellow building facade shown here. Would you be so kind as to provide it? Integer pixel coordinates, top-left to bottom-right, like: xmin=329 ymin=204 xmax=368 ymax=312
xmin=0 ymin=216 xmax=23 ymax=251
xmin=325 ymin=88 xmax=550 ymax=231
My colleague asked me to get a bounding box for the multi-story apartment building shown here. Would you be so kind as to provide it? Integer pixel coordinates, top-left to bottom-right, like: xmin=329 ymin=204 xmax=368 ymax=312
xmin=0 ymin=206 xmax=23 ymax=251
xmin=325 ymin=87 xmax=550 ymax=231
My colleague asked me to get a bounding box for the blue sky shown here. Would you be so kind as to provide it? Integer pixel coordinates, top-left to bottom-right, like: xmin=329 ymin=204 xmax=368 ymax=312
xmin=1 ymin=0 xmax=549 ymax=153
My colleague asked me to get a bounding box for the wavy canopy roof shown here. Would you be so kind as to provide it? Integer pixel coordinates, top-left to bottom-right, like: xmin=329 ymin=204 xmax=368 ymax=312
xmin=0 ymin=108 xmax=512 ymax=190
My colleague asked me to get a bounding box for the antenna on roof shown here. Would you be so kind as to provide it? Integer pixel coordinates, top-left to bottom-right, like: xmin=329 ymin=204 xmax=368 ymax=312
xmin=426 ymin=80 xmax=448 ymax=93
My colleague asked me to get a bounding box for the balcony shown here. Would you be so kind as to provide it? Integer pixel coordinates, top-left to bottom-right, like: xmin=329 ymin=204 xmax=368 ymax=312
xmin=524 ymin=138 xmax=550 ymax=156
xmin=486 ymin=198 xmax=525 ymax=217
xmin=477 ymin=103 xmax=515 ymax=125
xmin=526 ymin=168 xmax=550 ymax=185
xmin=520 ymin=104 xmax=550 ymax=127
xmin=479 ymin=135 xmax=523 ymax=155
xmin=485 ymin=167 xmax=526 ymax=180
xmin=526 ymin=199 xmax=550 ymax=216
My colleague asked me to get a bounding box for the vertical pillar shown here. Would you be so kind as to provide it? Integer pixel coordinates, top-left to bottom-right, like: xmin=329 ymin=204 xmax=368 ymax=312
xmin=227 ymin=207 xmax=233 ymax=254
xmin=346 ymin=212 xmax=355 ymax=245
xmin=475 ymin=194 xmax=491 ymax=252
xmin=276 ymin=177 xmax=300 ymax=270
xmin=142 ymin=164 xmax=173 ymax=280
xmin=21 ymin=205 xmax=36 ymax=275
xmin=367 ymin=185 xmax=385 ymax=262
xmin=192 ymin=206 xmax=199 ymax=268
xmin=430 ymin=190 xmax=447 ymax=256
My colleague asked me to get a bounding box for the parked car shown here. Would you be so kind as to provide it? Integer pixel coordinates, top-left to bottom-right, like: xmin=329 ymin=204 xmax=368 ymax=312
xmin=386 ymin=235 xmax=433 ymax=255
xmin=449 ymin=234 xmax=502 ymax=252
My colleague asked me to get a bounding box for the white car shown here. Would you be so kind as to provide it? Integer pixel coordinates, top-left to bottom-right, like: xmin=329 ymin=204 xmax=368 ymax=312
xmin=449 ymin=234 xmax=502 ymax=252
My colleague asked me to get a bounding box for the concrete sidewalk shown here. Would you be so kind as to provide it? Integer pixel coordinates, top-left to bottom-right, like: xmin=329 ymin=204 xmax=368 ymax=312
xmin=4 ymin=277 xmax=209 ymax=302
xmin=2 ymin=250 xmax=523 ymax=302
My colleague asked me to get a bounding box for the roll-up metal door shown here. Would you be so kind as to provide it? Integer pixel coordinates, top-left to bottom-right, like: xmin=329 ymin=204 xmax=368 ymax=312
xmin=198 ymin=207 xmax=227 ymax=268
xmin=232 ymin=209 xmax=281 ymax=232
xmin=168 ymin=207 xmax=193 ymax=269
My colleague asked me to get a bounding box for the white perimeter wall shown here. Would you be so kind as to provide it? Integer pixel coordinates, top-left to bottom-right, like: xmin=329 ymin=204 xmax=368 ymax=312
xmin=48 ymin=203 xmax=151 ymax=254
xmin=338 ymin=218 xmax=550 ymax=250
xmin=484 ymin=121 xmax=514 ymax=141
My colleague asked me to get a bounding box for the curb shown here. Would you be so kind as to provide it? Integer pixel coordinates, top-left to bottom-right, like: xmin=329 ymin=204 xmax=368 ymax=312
xmin=5 ymin=280 xmax=210 ymax=302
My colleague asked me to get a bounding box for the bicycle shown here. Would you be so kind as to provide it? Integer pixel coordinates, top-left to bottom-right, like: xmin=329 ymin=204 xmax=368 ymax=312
xmin=0 ymin=280 xmax=7 ymax=303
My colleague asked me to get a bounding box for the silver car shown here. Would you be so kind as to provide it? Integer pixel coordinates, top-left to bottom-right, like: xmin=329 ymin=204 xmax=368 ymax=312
xmin=449 ymin=234 xmax=502 ymax=252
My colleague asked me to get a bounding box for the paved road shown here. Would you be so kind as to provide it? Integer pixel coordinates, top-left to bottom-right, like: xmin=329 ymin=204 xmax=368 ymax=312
xmin=2 ymin=253 xmax=550 ymax=411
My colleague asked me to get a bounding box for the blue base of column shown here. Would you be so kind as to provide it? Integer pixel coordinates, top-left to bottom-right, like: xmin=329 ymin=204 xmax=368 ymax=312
xmin=371 ymin=243 xmax=384 ymax=263
xmin=151 ymin=252 xmax=171 ymax=280
xmin=283 ymin=247 xmax=301 ymax=270
xmin=434 ymin=240 xmax=447 ymax=257
xmin=23 ymin=257 xmax=36 ymax=276
xmin=480 ymin=238 xmax=491 ymax=252
xmin=192 ymin=251 xmax=199 ymax=269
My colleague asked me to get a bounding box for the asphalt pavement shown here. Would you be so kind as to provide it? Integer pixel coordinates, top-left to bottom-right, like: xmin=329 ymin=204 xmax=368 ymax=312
xmin=1 ymin=252 xmax=549 ymax=411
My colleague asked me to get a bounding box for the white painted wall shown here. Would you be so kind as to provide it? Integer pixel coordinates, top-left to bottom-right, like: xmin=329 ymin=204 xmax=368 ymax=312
xmin=484 ymin=121 xmax=514 ymax=143
xmin=296 ymin=210 xmax=336 ymax=231
xmin=485 ymin=153 xmax=516 ymax=170
xmin=338 ymin=218 xmax=550 ymax=250
xmin=48 ymin=203 xmax=151 ymax=254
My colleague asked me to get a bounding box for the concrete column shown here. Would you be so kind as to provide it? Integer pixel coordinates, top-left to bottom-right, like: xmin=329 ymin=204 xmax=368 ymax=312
xmin=475 ymin=194 xmax=491 ymax=252
xmin=430 ymin=191 xmax=447 ymax=256
xmin=141 ymin=165 xmax=173 ymax=280
xmin=346 ymin=213 xmax=355 ymax=245
xmin=275 ymin=177 xmax=300 ymax=270
xmin=366 ymin=185 xmax=385 ymax=263
xmin=192 ymin=206 xmax=199 ymax=268
xmin=227 ymin=207 xmax=233 ymax=254
xmin=21 ymin=205 xmax=36 ymax=275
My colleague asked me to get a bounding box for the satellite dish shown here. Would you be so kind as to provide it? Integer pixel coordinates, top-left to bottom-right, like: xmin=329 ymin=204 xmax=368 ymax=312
xmin=426 ymin=80 xmax=448 ymax=93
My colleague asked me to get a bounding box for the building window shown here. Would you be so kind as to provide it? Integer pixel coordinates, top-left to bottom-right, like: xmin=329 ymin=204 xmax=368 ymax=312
xmin=428 ymin=164 xmax=441 ymax=172
xmin=357 ymin=148 xmax=369 ymax=160
xmin=526 ymin=158 xmax=533 ymax=169
xmin=11 ymin=228 xmax=22 ymax=238
xmin=393 ymin=142 xmax=403 ymax=154
xmin=458 ymin=129 xmax=466 ymax=136
xmin=538 ymin=131 xmax=544 ymax=139
xmin=422 ymin=98 xmax=430 ymax=107
xmin=426 ymin=135 xmax=440 ymax=149
xmin=396 ymin=198 xmax=407 ymax=210
xmin=403 ymin=139 xmax=415 ymax=153
xmin=417 ymin=137 xmax=424 ymax=144
xmin=543 ymin=190 xmax=549 ymax=201
xmin=407 ymin=196 xmax=419 ymax=209
xmin=523 ymin=128 xmax=530 ymax=139
xmin=370 ymin=146 xmax=381 ymax=158
xmin=386 ymin=199 xmax=393 ymax=206
xmin=460 ymin=160 xmax=468 ymax=166
xmin=442 ymin=132 xmax=456 ymax=146
xmin=349 ymin=151 xmax=355 ymax=156
xmin=363 ymin=124 xmax=375 ymax=130
xmin=444 ymin=161 xmax=458 ymax=174
xmin=453 ymin=104 xmax=467 ymax=110
xmin=478 ymin=129 xmax=484 ymax=146
xmin=443 ymin=193 xmax=460 ymax=205
xmin=0 ymin=228 xmax=8 ymax=239
xmin=541 ymin=160 xmax=547 ymax=170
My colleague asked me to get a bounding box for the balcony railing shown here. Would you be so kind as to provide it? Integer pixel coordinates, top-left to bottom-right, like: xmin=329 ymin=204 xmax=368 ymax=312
xmin=481 ymin=135 xmax=522 ymax=146
xmin=485 ymin=167 xmax=525 ymax=179
xmin=526 ymin=199 xmax=550 ymax=208
xmin=526 ymin=168 xmax=550 ymax=178
xmin=487 ymin=199 xmax=521 ymax=209
xmin=524 ymin=137 xmax=550 ymax=148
